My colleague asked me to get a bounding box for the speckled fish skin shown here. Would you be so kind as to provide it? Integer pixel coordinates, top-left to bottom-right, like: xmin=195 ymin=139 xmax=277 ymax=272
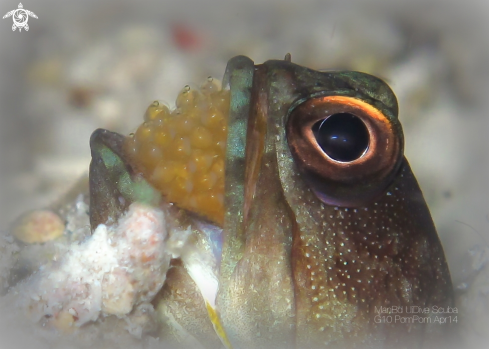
xmin=217 ymin=57 xmax=453 ymax=349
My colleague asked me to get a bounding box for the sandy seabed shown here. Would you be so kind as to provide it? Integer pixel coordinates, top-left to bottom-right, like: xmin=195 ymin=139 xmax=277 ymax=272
xmin=0 ymin=1 xmax=488 ymax=348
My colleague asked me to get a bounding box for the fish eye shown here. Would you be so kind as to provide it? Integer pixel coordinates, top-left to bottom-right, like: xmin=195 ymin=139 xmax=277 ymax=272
xmin=286 ymin=95 xmax=403 ymax=207
xmin=312 ymin=113 xmax=369 ymax=162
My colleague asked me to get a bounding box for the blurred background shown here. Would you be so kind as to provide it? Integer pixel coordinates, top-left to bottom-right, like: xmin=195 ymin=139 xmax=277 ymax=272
xmin=0 ymin=0 xmax=488 ymax=347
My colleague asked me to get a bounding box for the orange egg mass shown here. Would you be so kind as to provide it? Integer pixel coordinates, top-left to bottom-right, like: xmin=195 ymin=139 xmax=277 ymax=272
xmin=123 ymin=78 xmax=230 ymax=225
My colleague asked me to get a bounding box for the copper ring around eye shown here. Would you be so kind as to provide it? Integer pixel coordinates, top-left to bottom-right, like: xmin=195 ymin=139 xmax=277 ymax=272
xmin=286 ymin=95 xmax=404 ymax=207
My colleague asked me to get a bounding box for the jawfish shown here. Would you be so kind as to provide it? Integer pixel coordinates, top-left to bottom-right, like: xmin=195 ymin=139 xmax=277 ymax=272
xmin=88 ymin=55 xmax=453 ymax=349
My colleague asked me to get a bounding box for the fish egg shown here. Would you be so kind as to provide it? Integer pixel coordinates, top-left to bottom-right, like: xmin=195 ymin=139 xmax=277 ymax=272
xmin=125 ymin=79 xmax=230 ymax=225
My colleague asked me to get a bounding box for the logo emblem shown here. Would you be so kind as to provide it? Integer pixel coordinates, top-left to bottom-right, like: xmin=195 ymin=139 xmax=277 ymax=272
xmin=3 ymin=3 xmax=37 ymax=32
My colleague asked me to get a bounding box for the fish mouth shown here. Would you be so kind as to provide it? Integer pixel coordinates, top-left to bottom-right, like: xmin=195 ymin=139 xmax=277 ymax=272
xmin=157 ymin=199 xmax=232 ymax=348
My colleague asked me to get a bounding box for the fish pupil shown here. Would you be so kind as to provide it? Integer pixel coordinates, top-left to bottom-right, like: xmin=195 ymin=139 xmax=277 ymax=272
xmin=313 ymin=113 xmax=369 ymax=162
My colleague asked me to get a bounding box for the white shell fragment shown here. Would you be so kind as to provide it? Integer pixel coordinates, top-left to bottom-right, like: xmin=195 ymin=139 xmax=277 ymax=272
xmin=19 ymin=203 xmax=171 ymax=330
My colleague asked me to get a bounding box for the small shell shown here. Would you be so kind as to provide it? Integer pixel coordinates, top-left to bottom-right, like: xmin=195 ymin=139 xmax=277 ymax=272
xmin=12 ymin=210 xmax=64 ymax=244
xmin=102 ymin=270 xmax=135 ymax=316
xmin=49 ymin=310 xmax=75 ymax=333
